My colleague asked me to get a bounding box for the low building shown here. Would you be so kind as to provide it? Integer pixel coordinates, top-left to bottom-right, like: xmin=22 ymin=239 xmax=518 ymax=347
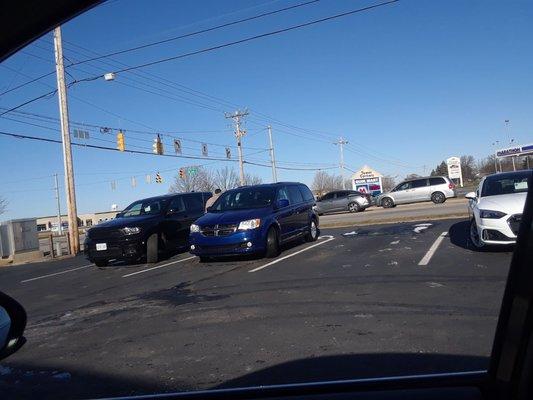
xmin=36 ymin=210 xmax=119 ymax=232
xmin=351 ymin=165 xmax=384 ymax=198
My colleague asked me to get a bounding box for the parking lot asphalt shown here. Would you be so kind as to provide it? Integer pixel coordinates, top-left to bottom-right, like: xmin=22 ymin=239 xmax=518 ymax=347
xmin=0 ymin=218 xmax=512 ymax=399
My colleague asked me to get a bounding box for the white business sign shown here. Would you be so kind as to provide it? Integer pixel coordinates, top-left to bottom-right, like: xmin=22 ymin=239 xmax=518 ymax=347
xmin=446 ymin=156 xmax=463 ymax=187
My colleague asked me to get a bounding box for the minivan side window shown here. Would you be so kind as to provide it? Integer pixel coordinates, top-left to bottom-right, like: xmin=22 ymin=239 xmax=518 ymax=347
xmin=277 ymin=186 xmax=290 ymax=203
xmin=298 ymin=185 xmax=315 ymax=202
xmin=429 ymin=177 xmax=445 ymax=185
xmin=395 ymin=181 xmax=412 ymax=191
xmin=288 ymin=185 xmax=304 ymax=204
xmin=183 ymin=193 xmax=204 ymax=212
xmin=412 ymin=179 xmax=428 ymax=188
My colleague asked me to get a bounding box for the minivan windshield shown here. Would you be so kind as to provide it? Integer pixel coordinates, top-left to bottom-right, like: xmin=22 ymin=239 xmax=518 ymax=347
xmin=121 ymin=198 xmax=169 ymax=217
xmin=481 ymin=173 xmax=530 ymax=197
xmin=211 ymin=187 xmax=274 ymax=211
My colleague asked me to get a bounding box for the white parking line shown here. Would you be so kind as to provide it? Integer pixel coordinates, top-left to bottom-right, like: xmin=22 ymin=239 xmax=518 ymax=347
xmin=418 ymin=231 xmax=448 ymax=266
xmin=122 ymin=256 xmax=195 ymax=278
xmin=21 ymin=264 xmax=94 ymax=283
xmin=249 ymin=235 xmax=335 ymax=273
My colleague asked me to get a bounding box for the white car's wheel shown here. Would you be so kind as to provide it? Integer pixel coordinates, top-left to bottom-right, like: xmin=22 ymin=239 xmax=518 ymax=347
xmin=469 ymin=219 xmax=484 ymax=250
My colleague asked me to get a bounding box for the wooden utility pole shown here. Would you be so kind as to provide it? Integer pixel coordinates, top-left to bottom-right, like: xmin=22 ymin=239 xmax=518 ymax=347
xmin=54 ymin=26 xmax=79 ymax=255
xmin=225 ymin=110 xmax=249 ymax=186
xmin=267 ymin=125 xmax=278 ymax=183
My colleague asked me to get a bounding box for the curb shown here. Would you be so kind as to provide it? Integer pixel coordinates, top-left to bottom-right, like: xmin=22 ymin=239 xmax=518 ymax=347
xmin=320 ymin=213 xmax=469 ymax=229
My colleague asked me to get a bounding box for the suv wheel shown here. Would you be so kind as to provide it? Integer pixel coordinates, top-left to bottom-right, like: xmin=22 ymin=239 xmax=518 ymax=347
xmin=146 ymin=233 xmax=159 ymax=263
xmin=305 ymin=219 xmax=319 ymax=242
xmin=431 ymin=191 xmax=446 ymax=204
xmin=347 ymin=202 xmax=360 ymax=213
xmin=469 ymin=219 xmax=484 ymax=250
xmin=265 ymin=227 xmax=280 ymax=258
xmin=381 ymin=197 xmax=394 ymax=208
xmin=94 ymin=260 xmax=108 ymax=268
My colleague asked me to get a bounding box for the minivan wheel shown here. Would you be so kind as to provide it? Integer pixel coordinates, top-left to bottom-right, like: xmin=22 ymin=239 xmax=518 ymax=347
xmin=94 ymin=260 xmax=108 ymax=268
xmin=347 ymin=202 xmax=360 ymax=213
xmin=431 ymin=191 xmax=446 ymax=204
xmin=265 ymin=227 xmax=280 ymax=258
xmin=469 ymin=219 xmax=484 ymax=250
xmin=305 ymin=219 xmax=319 ymax=242
xmin=381 ymin=197 xmax=394 ymax=208
xmin=146 ymin=233 xmax=159 ymax=263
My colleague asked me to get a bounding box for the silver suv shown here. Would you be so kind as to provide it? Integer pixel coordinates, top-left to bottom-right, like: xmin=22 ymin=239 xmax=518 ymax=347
xmin=377 ymin=176 xmax=456 ymax=208
xmin=314 ymin=190 xmax=370 ymax=215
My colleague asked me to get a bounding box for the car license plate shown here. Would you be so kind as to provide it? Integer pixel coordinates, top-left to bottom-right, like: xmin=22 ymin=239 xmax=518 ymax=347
xmin=96 ymin=243 xmax=107 ymax=251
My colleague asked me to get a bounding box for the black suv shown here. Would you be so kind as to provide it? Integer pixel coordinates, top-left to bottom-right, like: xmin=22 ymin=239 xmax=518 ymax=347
xmin=84 ymin=192 xmax=211 ymax=267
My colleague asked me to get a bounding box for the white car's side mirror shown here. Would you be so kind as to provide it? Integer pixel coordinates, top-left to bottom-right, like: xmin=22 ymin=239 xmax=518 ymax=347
xmin=465 ymin=192 xmax=476 ymax=200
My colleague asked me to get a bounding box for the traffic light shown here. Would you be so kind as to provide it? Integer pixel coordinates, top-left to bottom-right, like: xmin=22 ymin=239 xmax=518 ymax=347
xmin=116 ymin=131 xmax=125 ymax=151
xmin=152 ymin=134 xmax=164 ymax=155
xmin=179 ymin=167 xmax=185 ymax=179
xmin=155 ymin=172 xmax=162 ymax=183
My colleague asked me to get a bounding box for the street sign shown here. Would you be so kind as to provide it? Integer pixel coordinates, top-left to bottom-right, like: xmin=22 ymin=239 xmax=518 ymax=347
xmin=73 ymin=129 xmax=89 ymax=139
xmin=446 ymin=156 xmax=463 ymax=187
xmin=188 ymin=166 xmax=198 ymax=176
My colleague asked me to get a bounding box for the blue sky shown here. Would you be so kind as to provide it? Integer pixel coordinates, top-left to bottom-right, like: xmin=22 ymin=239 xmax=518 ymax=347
xmin=1 ymin=0 xmax=532 ymax=219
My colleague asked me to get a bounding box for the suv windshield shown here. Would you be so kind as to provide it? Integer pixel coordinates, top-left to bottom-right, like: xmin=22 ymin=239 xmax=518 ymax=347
xmin=121 ymin=198 xmax=168 ymax=217
xmin=211 ymin=187 xmax=274 ymax=211
xmin=481 ymin=173 xmax=530 ymax=197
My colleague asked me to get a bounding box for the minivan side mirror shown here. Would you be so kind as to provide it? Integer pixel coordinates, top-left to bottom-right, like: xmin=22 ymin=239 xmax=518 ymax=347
xmin=275 ymin=199 xmax=290 ymax=209
xmin=465 ymin=192 xmax=476 ymax=200
xmin=0 ymin=292 xmax=27 ymax=361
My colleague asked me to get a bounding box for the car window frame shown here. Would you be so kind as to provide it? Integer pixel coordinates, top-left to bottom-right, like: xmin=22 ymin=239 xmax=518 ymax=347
xmin=287 ymin=185 xmax=304 ymax=205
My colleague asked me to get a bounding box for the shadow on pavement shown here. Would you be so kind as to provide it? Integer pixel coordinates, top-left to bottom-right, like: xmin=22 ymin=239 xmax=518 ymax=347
xmin=448 ymin=220 xmax=514 ymax=253
xmin=1 ymin=353 xmax=488 ymax=399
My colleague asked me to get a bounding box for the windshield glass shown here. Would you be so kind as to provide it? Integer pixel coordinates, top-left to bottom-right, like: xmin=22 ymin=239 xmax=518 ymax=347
xmin=481 ymin=173 xmax=529 ymax=197
xmin=211 ymin=187 xmax=274 ymax=211
xmin=121 ymin=198 xmax=168 ymax=217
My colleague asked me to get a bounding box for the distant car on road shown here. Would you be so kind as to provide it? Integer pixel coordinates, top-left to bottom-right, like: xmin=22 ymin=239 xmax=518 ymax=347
xmin=85 ymin=192 xmax=211 ymax=267
xmin=466 ymin=170 xmax=531 ymax=249
xmin=377 ymin=176 xmax=456 ymax=208
xmin=189 ymin=182 xmax=319 ymax=261
xmin=314 ymin=190 xmax=370 ymax=215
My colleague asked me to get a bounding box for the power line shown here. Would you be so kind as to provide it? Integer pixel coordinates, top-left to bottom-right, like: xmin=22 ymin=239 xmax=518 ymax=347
xmin=89 ymin=1 xmax=400 ymax=76
xmin=68 ymin=0 xmax=321 ymax=66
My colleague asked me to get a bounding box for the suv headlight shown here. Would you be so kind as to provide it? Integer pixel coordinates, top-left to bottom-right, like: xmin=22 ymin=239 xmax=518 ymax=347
xmin=190 ymin=224 xmax=200 ymax=233
xmin=121 ymin=227 xmax=141 ymax=235
xmin=480 ymin=210 xmax=507 ymax=219
xmin=238 ymin=219 xmax=261 ymax=230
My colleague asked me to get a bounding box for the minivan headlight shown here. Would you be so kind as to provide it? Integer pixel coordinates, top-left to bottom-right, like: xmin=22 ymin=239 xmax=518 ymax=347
xmin=121 ymin=227 xmax=141 ymax=235
xmin=238 ymin=219 xmax=261 ymax=230
xmin=480 ymin=210 xmax=507 ymax=219
xmin=190 ymin=224 xmax=200 ymax=233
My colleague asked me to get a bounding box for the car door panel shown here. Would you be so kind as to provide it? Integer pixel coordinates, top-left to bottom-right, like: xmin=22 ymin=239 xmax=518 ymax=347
xmin=411 ymin=179 xmax=430 ymax=202
xmin=391 ymin=182 xmax=412 ymax=204
xmin=318 ymin=193 xmax=335 ymax=213
xmin=275 ymin=186 xmax=295 ymax=240
xmin=288 ymin=185 xmax=307 ymax=233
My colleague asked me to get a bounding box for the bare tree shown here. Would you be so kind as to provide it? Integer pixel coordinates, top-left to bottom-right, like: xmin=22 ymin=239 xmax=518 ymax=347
xmin=0 ymin=196 xmax=7 ymax=215
xmin=169 ymin=167 xmax=215 ymax=193
xmin=243 ymin=173 xmax=263 ymax=186
xmin=214 ymin=166 xmax=239 ymax=191
xmin=460 ymin=155 xmax=477 ymax=182
xmin=312 ymin=171 xmax=343 ymax=195
xmin=405 ymin=173 xmax=422 ymax=180
xmin=381 ymin=175 xmax=396 ymax=192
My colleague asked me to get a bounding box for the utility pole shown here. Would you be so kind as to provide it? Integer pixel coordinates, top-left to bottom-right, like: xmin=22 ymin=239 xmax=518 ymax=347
xmin=225 ymin=110 xmax=248 ymax=186
xmin=54 ymin=174 xmax=62 ymax=236
xmin=267 ymin=125 xmax=278 ymax=183
xmin=54 ymin=26 xmax=79 ymax=255
xmin=335 ymin=137 xmax=348 ymax=189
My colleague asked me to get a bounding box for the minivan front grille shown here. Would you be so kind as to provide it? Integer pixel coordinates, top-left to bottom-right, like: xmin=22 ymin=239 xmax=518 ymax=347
xmin=201 ymin=224 xmax=238 ymax=237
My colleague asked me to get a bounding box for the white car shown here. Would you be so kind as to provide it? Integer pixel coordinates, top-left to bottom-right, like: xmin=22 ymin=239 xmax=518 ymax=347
xmin=466 ymin=170 xmax=531 ymax=249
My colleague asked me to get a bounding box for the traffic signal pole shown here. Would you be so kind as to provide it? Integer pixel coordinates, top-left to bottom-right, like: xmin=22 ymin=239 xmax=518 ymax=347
xmin=54 ymin=26 xmax=79 ymax=255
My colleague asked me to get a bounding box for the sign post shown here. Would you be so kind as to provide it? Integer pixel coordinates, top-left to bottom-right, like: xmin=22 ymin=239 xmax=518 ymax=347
xmin=446 ymin=156 xmax=463 ymax=187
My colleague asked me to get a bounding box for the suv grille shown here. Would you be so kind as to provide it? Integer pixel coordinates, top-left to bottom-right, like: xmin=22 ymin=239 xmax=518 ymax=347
xmin=87 ymin=227 xmax=123 ymax=240
xmin=508 ymin=214 xmax=522 ymax=236
xmin=201 ymin=224 xmax=238 ymax=237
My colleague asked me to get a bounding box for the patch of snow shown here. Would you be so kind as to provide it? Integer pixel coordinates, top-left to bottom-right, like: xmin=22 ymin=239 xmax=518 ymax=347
xmin=342 ymin=231 xmax=358 ymax=236
xmin=427 ymin=282 xmax=444 ymax=288
xmin=414 ymin=223 xmax=433 ymax=227
xmin=388 ymin=261 xmax=399 ymax=266
xmin=413 ymin=226 xmax=429 ymax=233
xmin=390 ymin=240 xmax=400 ymax=245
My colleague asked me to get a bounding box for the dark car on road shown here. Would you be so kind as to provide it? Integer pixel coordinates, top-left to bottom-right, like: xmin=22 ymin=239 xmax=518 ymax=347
xmin=189 ymin=182 xmax=319 ymax=261
xmin=314 ymin=190 xmax=371 ymax=215
xmin=85 ymin=192 xmax=211 ymax=267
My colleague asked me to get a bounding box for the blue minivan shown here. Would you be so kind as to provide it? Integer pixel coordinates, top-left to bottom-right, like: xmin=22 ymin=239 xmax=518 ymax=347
xmin=189 ymin=182 xmax=319 ymax=261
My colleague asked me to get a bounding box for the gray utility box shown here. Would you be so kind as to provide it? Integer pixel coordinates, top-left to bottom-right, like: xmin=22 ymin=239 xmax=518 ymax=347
xmin=0 ymin=219 xmax=40 ymax=261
